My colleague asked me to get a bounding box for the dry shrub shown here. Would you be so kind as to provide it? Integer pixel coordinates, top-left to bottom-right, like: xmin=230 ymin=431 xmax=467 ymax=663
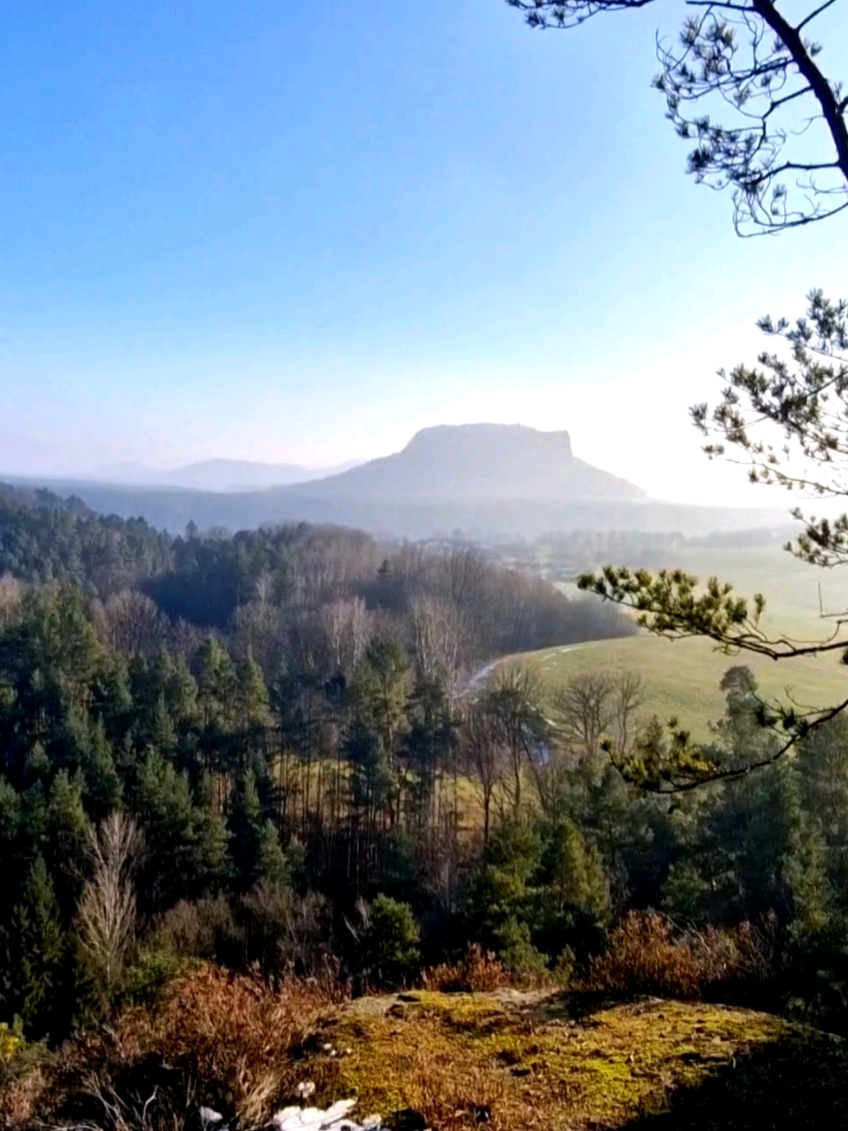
xmin=0 ymin=1059 xmax=49 ymax=1131
xmin=403 ymin=1046 xmax=510 ymax=1131
xmin=118 ymin=965 xmax=342 ymax=1124
xmin=731 ymin=913 xmax=780 ymax=988
xmin=149 ymin=896 xmax=237 ymax=963
xmin=42 ymin=964 xmax=345 ymax=1131
xmin=584 ymin=911 xmax=778 ymax=1001
xmin=237 ymin=886 xmax=340 ymax=986
xmin=0 ymin=1024 xmax=52 ymax=1131
xmin=422 ymin=944 xmax=510 ymax=994
xmin=0 ymin=1074 xmax=46 ymax=1131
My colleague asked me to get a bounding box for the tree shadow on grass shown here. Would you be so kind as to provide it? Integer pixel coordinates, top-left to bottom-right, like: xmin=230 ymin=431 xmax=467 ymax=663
xmin=621 ymin=1027 xmax=848 ymax=1130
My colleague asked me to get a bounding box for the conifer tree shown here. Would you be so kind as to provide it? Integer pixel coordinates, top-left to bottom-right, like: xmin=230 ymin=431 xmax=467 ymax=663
xmin=193 ymin=772 xmax=232 ymax=893
xmin=44 ymin=770 xmax=93 ymax=918
xmin=134 ymin=751 xmax=219 ymax=911
xmin=228 ymin=768 xmax=288 ymax=891
xmin=10 ymin=855 xmax=66 ymax=1037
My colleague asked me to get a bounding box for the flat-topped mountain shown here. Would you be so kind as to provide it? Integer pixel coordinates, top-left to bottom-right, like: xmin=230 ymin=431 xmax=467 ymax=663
xmin=292 ymin=423 xmax=646 ymax=502
xmin=4 ymin=424 xmax=790 ymax=538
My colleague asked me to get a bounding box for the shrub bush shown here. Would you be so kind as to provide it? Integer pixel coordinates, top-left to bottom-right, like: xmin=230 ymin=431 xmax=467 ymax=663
xmin=147 ymin=895 xmax=238 ymax=964
xmin=358 ymin=894 xmax=421 ymax=990
xmin=116 ymin=947 xmax=197 ymax=1009
xmin=0 ymin=1021 xmax=49 ymax=1131
xmin=495 ymin=918 xmax=550 ymax=981
xmin=583 ymin=911 xmax=778 ymax=1001
xmin=423 ymin=944 xmax=510 ymax=993
xmin=29 ymin=965 xmax=343 ymax=1130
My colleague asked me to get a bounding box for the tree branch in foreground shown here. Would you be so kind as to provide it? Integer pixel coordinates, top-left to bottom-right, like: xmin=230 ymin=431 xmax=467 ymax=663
xmin=506 ymin=0 xmax=848 ymax=234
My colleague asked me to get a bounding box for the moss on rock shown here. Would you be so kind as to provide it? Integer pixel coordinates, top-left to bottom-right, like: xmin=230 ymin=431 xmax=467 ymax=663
xmin=304 ymin=991 xmax=847 ymax=1131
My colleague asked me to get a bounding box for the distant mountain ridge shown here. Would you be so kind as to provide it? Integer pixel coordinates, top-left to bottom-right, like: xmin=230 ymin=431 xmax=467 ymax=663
xmin=93 ymin=457 xmax=365 ymax=492
xmin=285 ymin=424 xmax=647 ymax=502
xmin=1 ymin=423 xmax=791 ymax=539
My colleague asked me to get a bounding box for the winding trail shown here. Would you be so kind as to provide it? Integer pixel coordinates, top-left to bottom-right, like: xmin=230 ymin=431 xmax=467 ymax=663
xmin=461 ymin=639 xmax=603 ymax=698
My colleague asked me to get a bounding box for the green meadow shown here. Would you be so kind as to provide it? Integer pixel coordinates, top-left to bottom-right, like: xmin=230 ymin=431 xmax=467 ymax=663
xmin=527 ymin=543 xmax=848 ymax=738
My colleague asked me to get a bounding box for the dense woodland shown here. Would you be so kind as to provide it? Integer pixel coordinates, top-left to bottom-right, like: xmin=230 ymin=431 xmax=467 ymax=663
xmin=1 ymin=486 xmax=847 ymax=1051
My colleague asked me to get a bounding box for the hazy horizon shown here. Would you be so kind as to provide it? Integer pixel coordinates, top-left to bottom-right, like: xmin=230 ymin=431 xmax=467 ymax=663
xmin=0 ymin=417 xmax=796 ymax=512
xmin=2 ymin=0 xmax=846 ymax=510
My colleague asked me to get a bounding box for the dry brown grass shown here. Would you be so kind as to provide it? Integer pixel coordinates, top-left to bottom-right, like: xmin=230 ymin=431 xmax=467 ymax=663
xmin=14 ymin=965 xmax=345 ymax=1131
xmin=402 ymin=1051 xmax=510 ymax=1131
xmin=583 ymin=911 xmax=779 ymax=1001
xmin=422 ymin=945 xmax=511 ymax=994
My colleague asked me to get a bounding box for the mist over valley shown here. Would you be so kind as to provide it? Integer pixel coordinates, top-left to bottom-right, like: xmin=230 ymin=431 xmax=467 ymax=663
xmin=3 ymin=422 xmax=790 ymax=540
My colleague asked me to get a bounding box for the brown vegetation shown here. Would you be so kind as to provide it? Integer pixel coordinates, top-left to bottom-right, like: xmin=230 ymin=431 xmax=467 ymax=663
xmin=422 ymin=945 xmax=511 ymax=994
xmin=3 ymin=959 xmax=846 ymax=1131
xmin=2 ymin=966 xmax=342 ymax=1131
xmin=583 ymin=912 xmax=779 ymax=1002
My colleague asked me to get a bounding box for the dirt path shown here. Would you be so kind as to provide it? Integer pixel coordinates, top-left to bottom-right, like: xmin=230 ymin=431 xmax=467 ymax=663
xmin=460 ymin=640 xmax=600 ymax=699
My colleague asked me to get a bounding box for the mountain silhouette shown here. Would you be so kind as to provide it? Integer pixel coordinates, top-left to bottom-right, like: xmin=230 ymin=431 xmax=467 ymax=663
xmin=93 ymin=457 xmax=364 ymax=492
xmin=286 ymin=424 xmax=646 ymax=502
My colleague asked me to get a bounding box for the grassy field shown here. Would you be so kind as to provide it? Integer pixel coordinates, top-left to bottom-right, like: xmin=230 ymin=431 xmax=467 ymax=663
xmin=534 ymin=543 xmax=848 ymax=738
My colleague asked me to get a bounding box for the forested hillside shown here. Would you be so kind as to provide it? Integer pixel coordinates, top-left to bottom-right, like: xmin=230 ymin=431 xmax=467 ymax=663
xmin=2 ymin=482 xmax=848 ymax=1104
xmin=0 ymin=483 xmax=631 ymax=1036
xmin=0 ymin=484 xmax=172 ymax=591
xmin=6 ymin=473 xmax=788 ymax=540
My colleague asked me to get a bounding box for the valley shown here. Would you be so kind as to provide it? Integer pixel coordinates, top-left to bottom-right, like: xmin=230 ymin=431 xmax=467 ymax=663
xmin=499 ymin=543 xmax=848 ymax=740
xmin=5 ymin=424 xmax=789 ymax=540
xmin=2 ymin=435 xmax=848 ymax=1131
xmin=5 ymin=0 xmax=848 ymax=1122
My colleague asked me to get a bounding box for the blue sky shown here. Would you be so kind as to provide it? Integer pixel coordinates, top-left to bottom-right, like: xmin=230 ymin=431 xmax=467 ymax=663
xmin=1 ymin=0 xmax=846 ymax=503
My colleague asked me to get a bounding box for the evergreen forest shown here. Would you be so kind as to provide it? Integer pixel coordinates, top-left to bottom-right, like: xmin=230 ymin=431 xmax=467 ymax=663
xmin=1 ymin=483 xmax=847 ymax=1062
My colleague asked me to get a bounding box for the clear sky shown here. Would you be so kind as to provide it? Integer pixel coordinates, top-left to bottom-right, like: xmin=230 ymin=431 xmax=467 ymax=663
xmin=1 ymin=0 xmax=846 ymax=504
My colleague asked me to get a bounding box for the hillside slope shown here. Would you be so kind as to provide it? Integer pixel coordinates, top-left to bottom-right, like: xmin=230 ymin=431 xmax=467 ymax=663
xmin=0 ymin=475 xmax=791 ymax=539
xmin=94 ymin=457 xmax=364 ymax=491
xmin=288 ymin=423 xmax=647 ymax=502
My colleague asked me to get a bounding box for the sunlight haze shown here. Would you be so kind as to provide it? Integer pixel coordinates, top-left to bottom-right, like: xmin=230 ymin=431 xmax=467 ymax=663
xmin=1 ymin=0 xmax=846 ymax=507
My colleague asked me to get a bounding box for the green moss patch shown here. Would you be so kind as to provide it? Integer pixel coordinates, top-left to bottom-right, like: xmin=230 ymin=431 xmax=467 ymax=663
xmin=302 ymin=992 xmax=847 ymax=1131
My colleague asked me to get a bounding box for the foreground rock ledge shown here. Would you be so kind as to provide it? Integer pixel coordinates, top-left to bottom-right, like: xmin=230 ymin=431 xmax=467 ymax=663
xmin=298 ymin=990 xmax=848 ymax=1130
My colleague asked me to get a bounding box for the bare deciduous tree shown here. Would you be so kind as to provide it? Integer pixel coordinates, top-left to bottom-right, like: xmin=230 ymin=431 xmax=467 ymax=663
xmin=233 ymin=596 xmax=286 ymax=676
xmin=408 ymin=592 xmax=465 ymax=703
xmin=552 ymin=671 xmax=617 ymax=759
xmin=100 ymin=589 xmax=168 ymax=658
xmin=0 ymin=573 xmax=23 ymax=628
xmin=438 ymin=549 xmax=488 ymax=614
xmin=320 ymin=596 xmax=373 ymax=675
xmin=611 ymin=670 xmax=645 ymax=751
xmin=461 ymin=703 xmax=507 ymax=845
xmin=553 ymin=669 xmax=645 ymax=759
xmin=483 ymin=665 xmax=550 ymax=816
xmin=76 ymin=812 xmax=143 ymax=1011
